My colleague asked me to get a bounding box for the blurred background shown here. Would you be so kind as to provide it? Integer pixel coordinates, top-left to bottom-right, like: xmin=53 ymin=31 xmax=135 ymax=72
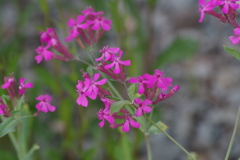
xmin=0 ymin=0 xmax=240 ymax=160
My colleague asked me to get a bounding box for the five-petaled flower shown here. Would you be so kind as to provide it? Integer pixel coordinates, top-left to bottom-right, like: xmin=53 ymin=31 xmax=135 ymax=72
xmin=35 ymin=94 xmax=56 ymax=113
xmin=134 ymin=98 xmax=152 ymax=117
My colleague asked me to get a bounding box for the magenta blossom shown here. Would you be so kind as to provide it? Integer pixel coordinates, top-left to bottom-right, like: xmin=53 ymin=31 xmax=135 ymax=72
xmin=128 ymin=76 xmax=150 ymax=94
xmin=97 ymin=104 xmax=114 ymax=127
xmin=18 ymin=78 xmax=34 ymax=95
xmin=100 ymin=97 xmax=115 ymax=110
xmin=104 ymin=50 xmax=131 ymax=74
xmin=84 ymin=73 xmax=107 ymax=100
xmin=35 ymin=44 xmax=53 ymax=63
xmin=152 ymin=69 xmax=172 ymax=91
xmin=229 ymin=28 xmax=240 ymax=44
xmin=76 ymin=80 xmax=91 ymax=107
xmin=2 ymin=76 xmax=15 ymax=89
xmin=35 ymin=94 xmax=56 ymax=113
xmin=216 ymin=0 xmax=239 ymax=14
xmin=65 ymin=15 xmax=89 ymax=42
xmin=87 ymin=15 xmax=112 ymax=31
xmin=110 ymin=109 xmax=140 ymax=132
xmin=95 ymin=45 xmax=120 ymax=61
xmin=134 ymin=98 xmax=152 ymax=117
xmin=198 ymin=0 xmax=214 ymax=22
xmin=0 ymin=98 xmax=10 ymax=117
xmin=81 ymin=6 xmax=103 ymax=18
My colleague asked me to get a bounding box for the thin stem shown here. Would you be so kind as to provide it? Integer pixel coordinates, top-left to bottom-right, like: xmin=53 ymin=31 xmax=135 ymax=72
xmin=143 ymin=114 xmax=196 ymax=160
xmin=9 ymin=132 xmax=23 ymax=160
xmin=147 ymin=105 xmax=156 ymax=128
xmin=144 ymin=134 xmax=152 ymax=160
xmin=224 ymin=103 xmax=240 ymax=160
xmin=74 ymin=56 xmax=92 ymax=66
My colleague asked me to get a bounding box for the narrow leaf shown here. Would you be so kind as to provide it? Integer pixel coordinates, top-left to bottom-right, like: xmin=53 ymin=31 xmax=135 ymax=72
xmin=110 ymin=100 xmax=129 ymax=114
xmin=0 ymin=117 xmax=21 ymax=138
xmin=148 ymin=121 xmax=168 ymax=135
xmin=223 ymin=45 xmax=240 ymax=61
xmin=187 ymin=152 xmax=198 ymax=160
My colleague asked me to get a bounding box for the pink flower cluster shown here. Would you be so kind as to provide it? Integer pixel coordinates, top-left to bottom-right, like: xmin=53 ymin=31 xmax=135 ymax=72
xmin=96 ymin=46 xmax=131 ymax=82
xmin=65 ymin=7 xmax=112 ymax=45
xmin=198 ymin=0 xmax=239 ymax=25
xmin=1 ymin=74 xmax=56 ymax=117
xmin=35 ymin=28 xmax=73 ymax=64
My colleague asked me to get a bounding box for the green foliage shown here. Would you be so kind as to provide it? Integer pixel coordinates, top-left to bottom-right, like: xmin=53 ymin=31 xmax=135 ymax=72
xmin=148 ymin=121 xmax=168 ymax=135
xmin=223 ymin=45 xmax=240 ymax=61
xmin=127 ymin=84 xmax=136 ymax=100
xmin=87 ymin=66 xmax=94 ymax=76
xmin=0 ymin=117 xmax=21 ymax=138
xmin=110 ymin=100 xmax=129 ymax=114
xmin=154 ymin=38 xmax=198 ymax=68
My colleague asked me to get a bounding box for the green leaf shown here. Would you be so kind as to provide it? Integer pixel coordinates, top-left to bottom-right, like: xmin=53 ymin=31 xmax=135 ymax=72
xmin=148 ymin=121 xmax=168 ymax=135
xmin=154 ymin=38 xmax=198 ymax=68
xmin=110 ymin=100 xmax=129 ymax=114
xmin=0 ymin=117 xmax=21 ymax=138
xmin=23 ymin=144 xmax=40 ymax=160
xmin=87 ymin=66 xmax=93 ymax=76
xmin=15 ymin=96 xmax=25 ymax=110
xmin=223 ymin=45 xmax=240 ymax=61
xmin=1 ymin=94 xmax=10 ymax=104
xmin=135 ymin=116 xmax=146 ymax=132
xmin=127 ymin=84 xmax=136 ymax=100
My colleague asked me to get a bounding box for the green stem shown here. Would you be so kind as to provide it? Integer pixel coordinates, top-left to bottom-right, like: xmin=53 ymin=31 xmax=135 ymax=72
xmin=224 ymin=103 xmax=240 ymax=160
xmin=144 ymin=134 xmax=152 ymax=160
xmin=143 ymin=114 xmax=196 ymax=160
xmin=9 ymin=132 xmax=23 ymax=160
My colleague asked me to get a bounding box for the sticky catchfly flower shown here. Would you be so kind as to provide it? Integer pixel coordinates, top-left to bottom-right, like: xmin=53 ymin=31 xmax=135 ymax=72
xmin=35 ymin=94 xmax=56 ymax=113
xmin=134 ymin=98 xmax=152 ymax=117
xmin=229 ymin=28 xmax=240 ymax=44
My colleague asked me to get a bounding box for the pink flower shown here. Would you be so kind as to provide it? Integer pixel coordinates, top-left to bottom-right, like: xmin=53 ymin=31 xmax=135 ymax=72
xmin=2 ymin=75 xmax=16 ymax=100
xmin=229 ymin=28 xmax=240 ymax=44
xmin=82 ymin=6 xmax=103 ymax=17
xmin=2 ymin=76 xmax=15 ymax=89
xmin=84 ymin=73 xmax=107 ymax=99
xmin=128 ymin=76 xmax=149 ymax=94
xmin=104 ymin=50 xmax=131 ymax=74
xmin=95 ymin=45 xmax=120 ymax=61
xmin=134 ymin=98 xmax=152 ymax=117
xmin=39 ymin=28 xmax=73 ymax=59
xmin=35 ymin=94 xmax=56 ymax=113
xmin=97 ymin=99 xmax=115 ymax=127
xmin=76 ymin=80 xmax=96 ymax=107
xmin=18 ymin=78 xmax=34 ymax=95
xmin=152 ymin=69 xmax=172 ymax=91
xmin=35 ymin=44 xmax=53 ymax=63
xmin=0 ymin=98 xmax=10 ymax=117
xmin=65 ymin=15 xmax=89 ymax=42
xmin=87 ymin=15 xmax=112 ymax=31
xmin=198 ymin=0 xmax=214 ymax=22
xmin=216 ymin=0 xmax=239 ymax=14
xmin=110 ymin=109 xmax=140 ymax=132
xmin=100 ymin=97 xmax=115 ymax=110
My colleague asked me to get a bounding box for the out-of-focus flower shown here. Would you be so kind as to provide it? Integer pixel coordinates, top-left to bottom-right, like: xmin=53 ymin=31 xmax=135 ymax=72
xmin=104 ymin=50 xmax=131 ymax=74
xmin=110 ymin=109 xmax=140 ymax=132
xmin=229 ymin=28 xmax=240 ymax=44
xmin=35 ymin=94 xmax=56 ymax=113
xmin=18 ymin=78 xmax=34 ymax=95
xmin=95 ymin=45 xmax=120 ymax=61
